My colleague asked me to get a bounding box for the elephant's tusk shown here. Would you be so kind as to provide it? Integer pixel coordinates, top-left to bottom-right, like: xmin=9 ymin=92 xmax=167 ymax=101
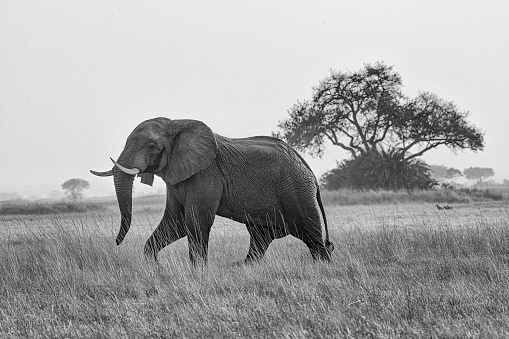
xmin=90 ymin=169 xmax=114 ymax=177
xmin=110 ymin=157 xmax=141 ymax=175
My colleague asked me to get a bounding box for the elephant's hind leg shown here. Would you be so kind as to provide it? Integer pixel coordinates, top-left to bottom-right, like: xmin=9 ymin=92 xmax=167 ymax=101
xmin=302 ymin=235 xmax=331 ymax=262
xmin=293 ymin=217 xmax=331 ymax=262
xmin=245 ymin=225 xmax=275 ymax=263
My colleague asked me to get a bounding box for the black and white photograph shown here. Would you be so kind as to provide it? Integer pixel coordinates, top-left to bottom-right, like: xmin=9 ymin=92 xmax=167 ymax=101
xmin=1 ymin=1 xmax=508 ymax=337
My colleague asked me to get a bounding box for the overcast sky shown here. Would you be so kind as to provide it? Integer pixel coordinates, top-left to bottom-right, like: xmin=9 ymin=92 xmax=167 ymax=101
xmin=1 ymin=1 xmax=508 ymax=198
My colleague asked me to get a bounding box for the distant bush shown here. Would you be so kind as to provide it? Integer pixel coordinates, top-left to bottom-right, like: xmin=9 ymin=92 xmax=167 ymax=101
xmin=0 ymin=201 xmax=107 ymax=215
xmin=321 ymin=150 xmax=437 ymax=191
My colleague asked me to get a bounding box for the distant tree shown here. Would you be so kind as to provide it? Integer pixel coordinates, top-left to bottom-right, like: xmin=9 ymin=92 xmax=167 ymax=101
xmin=429 ymin=165 xmax=462 ymax=184
xmin=61 ymin=178 xmax=90 ymax=202
xmin=463 ymin=167 xmax=494 ymax=186
xmin=429 ymin=165 xmax=448 ymax=181
xmin=445 ymin=167 xmax=463 ymax=181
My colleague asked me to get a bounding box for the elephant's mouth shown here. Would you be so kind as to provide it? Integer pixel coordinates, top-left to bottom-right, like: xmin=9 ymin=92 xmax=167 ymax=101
xmin=144 ymin=147 xmax=165 ymax=173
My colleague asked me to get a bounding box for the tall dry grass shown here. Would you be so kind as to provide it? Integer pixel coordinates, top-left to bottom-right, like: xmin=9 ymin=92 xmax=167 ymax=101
xmin=0 ymin=201 xmax=106 ymax=215
xmin=1 ymin=202 xmax=509 ymax=337
xmin=321 ymin=187 xmax=507 ymax=206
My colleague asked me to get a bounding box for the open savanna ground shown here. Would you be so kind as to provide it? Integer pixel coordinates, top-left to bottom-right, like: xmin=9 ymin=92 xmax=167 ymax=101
xmin=1 ymin=196 xmax=509 ymax=338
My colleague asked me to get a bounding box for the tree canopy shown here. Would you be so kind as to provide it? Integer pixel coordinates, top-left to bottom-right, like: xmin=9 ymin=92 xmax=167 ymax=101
xmin=463 ymin=167 xmax=494 ymax=183
xmin=429 ymin=165 xmax=463 ymax=181
xmin=445 ymin=168 xmax=463 ymax=180
xmin=429 ymin=165 xmax=448 ymax=180
xmin=277 ymin=62 xmax=484 ymax=160
xmin=61 ymin=178 xmax=90 ymax=202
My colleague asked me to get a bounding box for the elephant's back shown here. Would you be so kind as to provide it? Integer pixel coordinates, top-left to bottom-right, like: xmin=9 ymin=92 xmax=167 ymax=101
xmin=216 ymin=135 xmax=315 ymax=179
xmin=214 ymin=135 xmax=318 ymax=220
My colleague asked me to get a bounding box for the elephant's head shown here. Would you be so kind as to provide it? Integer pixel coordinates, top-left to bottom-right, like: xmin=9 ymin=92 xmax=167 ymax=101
xmin=91 ymin=118 xmax=218 ymax=245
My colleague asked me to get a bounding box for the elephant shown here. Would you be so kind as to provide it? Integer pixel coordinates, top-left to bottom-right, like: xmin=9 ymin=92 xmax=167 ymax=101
xmin=91 ymin=117 xmax=334 ymax=265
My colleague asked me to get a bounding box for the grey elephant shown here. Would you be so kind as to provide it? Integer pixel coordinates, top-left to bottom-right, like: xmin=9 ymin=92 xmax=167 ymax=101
xmin=91 ymin=118 xmax=334 ymax=264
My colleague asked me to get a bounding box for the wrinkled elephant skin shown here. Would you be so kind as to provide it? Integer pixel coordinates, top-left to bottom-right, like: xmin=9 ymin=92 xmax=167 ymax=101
xmin=91 ymin=117 xmax=334 ymax=265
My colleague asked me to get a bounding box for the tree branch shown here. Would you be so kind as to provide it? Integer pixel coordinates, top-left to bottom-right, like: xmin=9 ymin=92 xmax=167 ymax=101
xmin=404 ymin=142 xmax=445 ymax=161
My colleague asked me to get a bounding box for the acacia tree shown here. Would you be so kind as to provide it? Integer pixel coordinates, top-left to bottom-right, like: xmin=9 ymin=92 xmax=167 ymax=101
xmin=61 ymin=178 xmax=90 ymax=202
xmin=463 ymin=167 xmax=494 ymax=186
xmin=445 ymin=168 xmax=463 ymax=181
xmin=278 ymin=62 xmax=484 ymax=159
xmin=430 ymin=165 xmax=448 ymax=181
xmin=277 ymin=62 xmax=485 ymax=189
xmin=430 ymin=165 xmax=462 ymax=182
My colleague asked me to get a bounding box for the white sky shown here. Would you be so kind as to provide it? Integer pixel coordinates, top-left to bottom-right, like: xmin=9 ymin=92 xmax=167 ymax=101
xmin=1 ymin=1 xmax=508 ymax=198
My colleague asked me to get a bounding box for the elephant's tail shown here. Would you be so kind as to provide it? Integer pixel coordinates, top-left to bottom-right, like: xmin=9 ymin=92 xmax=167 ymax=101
xmin=286 ymin=145 xmax=334 ymax=253
xmin=317 ymin=186 xmax=334 ymax=253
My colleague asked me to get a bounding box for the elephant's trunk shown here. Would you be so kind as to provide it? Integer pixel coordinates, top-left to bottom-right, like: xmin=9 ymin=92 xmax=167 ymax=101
xmin=113 ymin=166 xmax=135 ymax=245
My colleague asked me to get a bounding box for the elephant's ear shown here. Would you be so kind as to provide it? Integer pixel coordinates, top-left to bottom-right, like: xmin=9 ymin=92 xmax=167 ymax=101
xmin=138 ymin=173 xmax=154 ymax=186
xmin=165 ymin=120 xmax=218 ymax=185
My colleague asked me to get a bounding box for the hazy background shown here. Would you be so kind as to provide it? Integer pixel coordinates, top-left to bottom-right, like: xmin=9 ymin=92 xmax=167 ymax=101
xmin=1 ymin=1 xmax=508 ymax=199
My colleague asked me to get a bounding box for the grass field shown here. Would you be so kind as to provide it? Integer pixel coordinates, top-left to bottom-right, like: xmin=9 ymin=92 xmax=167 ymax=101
xmin=1 ymin=197 xmax=509 ymax=338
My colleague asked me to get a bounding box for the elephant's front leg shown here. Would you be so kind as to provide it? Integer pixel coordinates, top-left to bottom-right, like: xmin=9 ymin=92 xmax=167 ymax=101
xmin=144 ymin=196 xmax=186 ymax=262
xmin=182 ymin=172 xmax=222 ymax=265
xmin=185 ymin=205 xmax=215 ymax=265
xmin=144 ymin=215 xmax=186 ymax=262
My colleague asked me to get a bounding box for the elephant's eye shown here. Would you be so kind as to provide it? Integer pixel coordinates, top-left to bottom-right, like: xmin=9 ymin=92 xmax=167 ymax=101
xmin=148 ymin=144 xmax=161 ymax=154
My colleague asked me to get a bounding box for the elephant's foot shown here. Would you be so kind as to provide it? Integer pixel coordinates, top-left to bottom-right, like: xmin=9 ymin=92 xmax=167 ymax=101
xmin=310 ymin=246 xmax=332 ymax=262
xmin=244 ymin=258 xmax=260 ymax=265
xmin=143 ymin=246 xmax=160 ymax=264
xmin=231 ymin=258 xmax=262 ymax=266
xmin=325 ymin=240 xmax=335 ymax=253
xmin=244 ymin=252 xmax=266 ymax=264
